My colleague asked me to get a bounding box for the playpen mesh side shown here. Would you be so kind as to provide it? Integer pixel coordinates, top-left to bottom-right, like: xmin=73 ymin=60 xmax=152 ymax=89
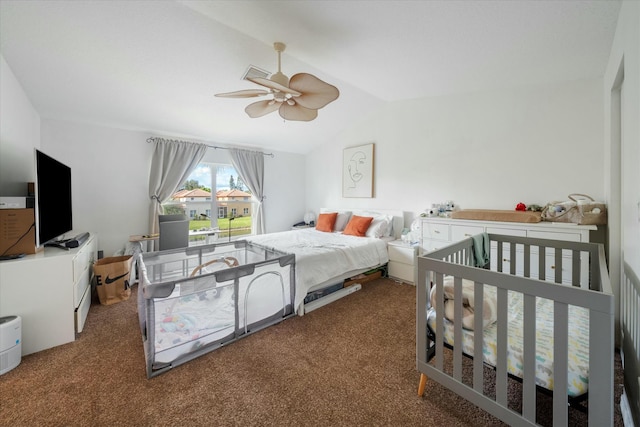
xmin=137 ymin=242 xmax=295 ymax=377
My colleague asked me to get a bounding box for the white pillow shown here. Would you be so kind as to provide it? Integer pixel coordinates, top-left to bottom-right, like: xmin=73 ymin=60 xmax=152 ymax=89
xmin=365 ymin=215 xmax=392 ymax=238
xmin=334 ymin=211 xmax=352 ymax=232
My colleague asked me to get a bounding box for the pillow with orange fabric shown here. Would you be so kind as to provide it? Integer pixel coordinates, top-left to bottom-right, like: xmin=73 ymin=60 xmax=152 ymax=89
xmin=343 ymin=215 xmax=374 ymax=237
xmin=315 ymin=212 xmax=338 ymax=232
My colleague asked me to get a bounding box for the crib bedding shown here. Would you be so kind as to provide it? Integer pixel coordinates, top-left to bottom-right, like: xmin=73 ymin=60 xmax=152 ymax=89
xmin=243 ymin=228 xmax=390 ymax=311
xmin=427 ymin=289 xmax=590 ymax=397
xmin=152 ymin=270 xmax=287 ymax=364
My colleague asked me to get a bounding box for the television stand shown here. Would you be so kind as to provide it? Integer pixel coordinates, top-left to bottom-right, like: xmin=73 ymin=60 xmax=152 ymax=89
xmin=0 ymin=233 xmax=98 ymax=355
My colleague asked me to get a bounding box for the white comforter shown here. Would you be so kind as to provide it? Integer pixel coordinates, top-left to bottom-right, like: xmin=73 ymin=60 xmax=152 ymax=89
xmin=244 ymin=228 xmax=389 ymax=310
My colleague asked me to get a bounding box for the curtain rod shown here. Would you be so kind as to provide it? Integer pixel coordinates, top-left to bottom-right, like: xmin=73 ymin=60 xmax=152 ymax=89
xmin=146 ymin=137 xmax=274 ymax=157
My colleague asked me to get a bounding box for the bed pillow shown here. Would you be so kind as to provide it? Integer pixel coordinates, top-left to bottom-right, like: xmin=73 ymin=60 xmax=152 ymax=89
xmin=343 ymin=215 xmax=374 ymax=237
xmin=316 ymin=212 xmax=338 ymax=232
xmin=334 ymin=211 xmax=352 ymax=232
xmin=365 ymin=215 xmax=392 ymax=238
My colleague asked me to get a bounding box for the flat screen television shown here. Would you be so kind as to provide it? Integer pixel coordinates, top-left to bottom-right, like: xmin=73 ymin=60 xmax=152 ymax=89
xmin=34 ymin=149 xmax=73 ymax=246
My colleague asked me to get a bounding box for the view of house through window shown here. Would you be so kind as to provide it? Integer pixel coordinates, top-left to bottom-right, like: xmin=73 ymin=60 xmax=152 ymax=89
xmin=162 ymin=163 xmax=254 ymax=243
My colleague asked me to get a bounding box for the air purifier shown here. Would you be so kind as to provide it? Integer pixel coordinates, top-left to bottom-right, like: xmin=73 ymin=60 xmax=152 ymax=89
xmin=0 ymin=315 xmax=22 ymax=375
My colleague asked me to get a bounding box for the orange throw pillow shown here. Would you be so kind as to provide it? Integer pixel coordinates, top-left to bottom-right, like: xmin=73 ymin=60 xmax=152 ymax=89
xmin=316 ymin=212 xmax=338 ymax=232
xmin=343 ymin=215 xmax=374 ymax=237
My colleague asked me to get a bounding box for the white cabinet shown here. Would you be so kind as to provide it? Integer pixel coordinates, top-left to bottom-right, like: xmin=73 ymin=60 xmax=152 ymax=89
xmin=387 ymin=240 xmax=418 ymax=284
xmin=420 ymin=218 xmax=597 ymax=285
xmin=0 ymin=233 xmax=97 ymax=355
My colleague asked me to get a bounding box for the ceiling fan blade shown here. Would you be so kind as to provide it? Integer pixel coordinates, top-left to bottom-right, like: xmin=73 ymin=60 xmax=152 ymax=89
xmin=245 ymin=100 xmax=281 ymax=118
xmin=248 ymin=77 xmax=301 ymax=96
xmin=215 ymin=89 xmax=270 ymax=98
xmin=288 ymin=73 xmax=339 ymax=109
xmin=278 ymin=103 xmax=318 ymax=122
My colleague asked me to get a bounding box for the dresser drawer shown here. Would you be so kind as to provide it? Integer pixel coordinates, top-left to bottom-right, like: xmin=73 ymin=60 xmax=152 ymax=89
xmin=388 ymin=244 xmax=415 ymax=264
xmin=451 ymin=225 xmax=484 ymax=241
xmin=527 ymin=230 xmax=582 ymax=242
xmin=421 ymin=239 xmax=449 ymax=253
xmin=486 ymin=227 xmax=527 ymax=237
xmin=73 ymin=247 xmax=90 ymax=284
xmin=422 ymin=222 xmax=449 ymax=240
xmin=73 ymin=270 xmax=90 ymax=308
xmin=528 ymin=253 xmax=573 ymax=284
xmin=490 ymin=244 xmax=525 ymax=275
xmin=75 ymin=285 xmax=91 ymax=333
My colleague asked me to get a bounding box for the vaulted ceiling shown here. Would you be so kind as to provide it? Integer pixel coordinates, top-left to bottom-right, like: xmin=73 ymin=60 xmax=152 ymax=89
xmin=0 ymin=1 xmax=621 ymax=154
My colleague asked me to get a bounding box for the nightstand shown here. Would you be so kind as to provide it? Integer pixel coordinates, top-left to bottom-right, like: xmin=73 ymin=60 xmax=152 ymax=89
xmin=387 ymin=240 xmax=418 ymax=285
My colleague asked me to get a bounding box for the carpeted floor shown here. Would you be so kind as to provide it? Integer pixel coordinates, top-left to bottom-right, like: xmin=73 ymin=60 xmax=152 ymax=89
xmin=0 ymin=278 xmax=624 ymax=426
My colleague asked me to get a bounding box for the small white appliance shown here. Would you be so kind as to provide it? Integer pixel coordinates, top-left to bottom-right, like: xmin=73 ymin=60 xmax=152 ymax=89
xmin=0 ymin=196 xmax=34 ymax=209
xmin=0 ymin=315 xmax=22 ymax=375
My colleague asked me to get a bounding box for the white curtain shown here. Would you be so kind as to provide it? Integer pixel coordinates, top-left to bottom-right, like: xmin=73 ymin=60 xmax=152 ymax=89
xmin=229 ymin=148 xmax=266 ymax=235
xmin=148 ymin=138 xmax=208 ymax=243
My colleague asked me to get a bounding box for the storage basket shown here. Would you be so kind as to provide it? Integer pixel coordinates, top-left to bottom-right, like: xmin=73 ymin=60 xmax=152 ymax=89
xmin=541 ymin=194 xmax=607 ymax=225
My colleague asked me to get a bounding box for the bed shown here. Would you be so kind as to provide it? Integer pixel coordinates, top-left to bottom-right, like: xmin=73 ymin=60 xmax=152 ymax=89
xmin=244 ymin=208 xmax=404 ymax=314
xmin=137 ymin=241 xmax=295 ymax=378
xmin=138 ymin=209 xmax=403 ymax=377
xmin=416 ymin=233 xmax=614 ymax=426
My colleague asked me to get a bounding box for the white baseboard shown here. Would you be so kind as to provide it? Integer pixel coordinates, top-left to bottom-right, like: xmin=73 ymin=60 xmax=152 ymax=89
xmin=303 ymin=284 xmax=362 ymax=313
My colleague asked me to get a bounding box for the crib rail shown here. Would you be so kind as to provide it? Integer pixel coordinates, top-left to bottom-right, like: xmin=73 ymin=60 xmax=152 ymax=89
xmin=621 ymin=261 xmax=640 ymax=425
xmin=416 ymin=234 xmax=614 ymax=426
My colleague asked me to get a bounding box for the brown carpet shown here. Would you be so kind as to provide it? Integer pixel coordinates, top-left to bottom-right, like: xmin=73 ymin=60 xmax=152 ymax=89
xmin=0 ymin=278 xmax=624 ymax=426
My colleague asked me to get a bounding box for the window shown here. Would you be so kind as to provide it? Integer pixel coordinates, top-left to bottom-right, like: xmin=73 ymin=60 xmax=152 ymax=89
xmin=162 ymin=163 xmax=255 ymax=244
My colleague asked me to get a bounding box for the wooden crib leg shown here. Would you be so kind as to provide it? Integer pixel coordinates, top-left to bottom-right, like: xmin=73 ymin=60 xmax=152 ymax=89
xmin=418 ymin=373 xmax=428 ymax=396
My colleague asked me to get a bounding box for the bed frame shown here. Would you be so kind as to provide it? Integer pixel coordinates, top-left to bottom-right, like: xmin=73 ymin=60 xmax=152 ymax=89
xmin=137 ymin=241 xmax=295 ymax=378
xmin=416 ymin=234 xmax=614 ymax=426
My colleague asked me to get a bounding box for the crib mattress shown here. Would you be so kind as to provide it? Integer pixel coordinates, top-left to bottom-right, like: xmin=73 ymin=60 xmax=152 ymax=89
xmin=427 ymin=291 xmax=590 ymax=397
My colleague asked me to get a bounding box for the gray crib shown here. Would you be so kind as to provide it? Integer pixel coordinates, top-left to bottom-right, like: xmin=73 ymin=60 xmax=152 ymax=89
xmin=417 ymin=234 xmax=614 ymax=426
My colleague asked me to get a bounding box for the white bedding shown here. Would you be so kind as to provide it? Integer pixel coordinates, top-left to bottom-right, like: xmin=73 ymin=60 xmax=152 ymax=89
xmin=244 ymin=228 xmax=389 ymax=310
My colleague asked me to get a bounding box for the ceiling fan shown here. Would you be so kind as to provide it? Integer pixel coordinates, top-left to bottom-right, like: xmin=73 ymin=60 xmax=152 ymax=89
xmin=215 ymin=42 xmax=339 ymax=122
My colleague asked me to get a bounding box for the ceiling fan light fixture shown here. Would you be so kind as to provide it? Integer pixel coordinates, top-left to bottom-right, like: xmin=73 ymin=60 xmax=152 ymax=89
xmin=215 ymin=41 xmax=340 ymax=122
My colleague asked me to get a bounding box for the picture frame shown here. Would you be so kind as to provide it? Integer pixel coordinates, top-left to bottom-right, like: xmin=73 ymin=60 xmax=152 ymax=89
xmin=342 ymin=143 xmax=374 ymax=198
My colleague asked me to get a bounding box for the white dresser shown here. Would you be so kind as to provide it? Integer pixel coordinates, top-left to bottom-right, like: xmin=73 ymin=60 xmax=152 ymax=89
xmin=0 ymin=233 xmax=97 ymax=355
xmin=420 ymin=218 xmax=597 ymax=285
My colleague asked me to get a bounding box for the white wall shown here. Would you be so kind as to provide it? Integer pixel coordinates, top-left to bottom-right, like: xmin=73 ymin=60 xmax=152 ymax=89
xmin=603 ymin=0 xmax=640 ymax=349
xmin=40 ymin=120 xmax=153 ymax=256
xmin=0 ymin=54 xmax=40 ymax=196
xmin=605 ymin=0 xmax=640 ymax=279
xmin=306 ymin=78 xmax=604 ymax=224
xmin=39 ymin=120 xmax=306 ymax=256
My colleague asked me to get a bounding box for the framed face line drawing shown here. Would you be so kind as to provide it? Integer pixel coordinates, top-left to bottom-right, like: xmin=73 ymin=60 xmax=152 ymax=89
xmin=342 ymin=143 xmax=374 ymax=198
